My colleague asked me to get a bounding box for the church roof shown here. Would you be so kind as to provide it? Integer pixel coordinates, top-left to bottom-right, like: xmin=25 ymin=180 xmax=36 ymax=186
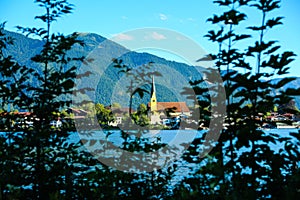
xmin=156 ymin=102 xmax=190 ymax=113
xmin=149 ymin=76 xmax=190 ymax=114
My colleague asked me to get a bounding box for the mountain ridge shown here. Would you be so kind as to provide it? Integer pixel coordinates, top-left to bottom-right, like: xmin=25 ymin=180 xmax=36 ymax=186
xmin=2 ymin=30 xmax=300 ymax=109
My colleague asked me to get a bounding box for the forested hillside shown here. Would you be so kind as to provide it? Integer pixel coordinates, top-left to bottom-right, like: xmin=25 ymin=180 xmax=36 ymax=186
xmin=3 ymin=30 xmax=300 ymax=109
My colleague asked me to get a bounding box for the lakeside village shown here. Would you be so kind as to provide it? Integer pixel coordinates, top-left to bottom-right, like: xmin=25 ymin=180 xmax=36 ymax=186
xmin=1 ymin=77 xmax=300 ymax=131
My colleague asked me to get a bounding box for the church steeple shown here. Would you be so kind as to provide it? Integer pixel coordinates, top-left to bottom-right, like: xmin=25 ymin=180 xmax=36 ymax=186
xmin=150 ymin=76 xmax=157 ymax=112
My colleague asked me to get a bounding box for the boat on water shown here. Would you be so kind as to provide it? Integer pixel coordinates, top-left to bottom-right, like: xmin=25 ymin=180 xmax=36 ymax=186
xmin=261 ymin=122 xmax=300 ymax=129
xmin=277 ymin=124 xmax=299 ymax=129
xmin=276 ymin=122 xmax=299 ymax=129
xmin=276 ymin=125 xmax=298 ymax=129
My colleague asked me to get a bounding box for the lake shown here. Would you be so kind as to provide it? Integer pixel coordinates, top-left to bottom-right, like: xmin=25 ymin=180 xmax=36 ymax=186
xmin=1 ymin=128 xmax=299 ymax=193
xmin=73 ymin=128 xmax=300 ymax=177
xmin=71 ymin=128 xmax=300 ymax=151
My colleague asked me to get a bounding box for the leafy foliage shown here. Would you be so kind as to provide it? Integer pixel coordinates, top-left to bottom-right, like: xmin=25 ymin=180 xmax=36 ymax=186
xmin=0 ymin=1 xmax=93 ymax=198
xmin=1 ymin=0 xmax=300 ymax=199
xmin=173 ymin=0 xmax=300 ymax=198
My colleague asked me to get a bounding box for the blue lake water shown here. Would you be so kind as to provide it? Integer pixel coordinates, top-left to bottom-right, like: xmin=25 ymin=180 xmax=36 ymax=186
xmin=70 ymin=128 xmax=299 ymax=149
xmin=1 ymin=128 xmax=299 ymax=191
xmin=74 ymin=129 xmax=201 ymax=145
xmin=2 ymin=128 xmax=298 ymax=159
xmin=72 ymin=128 xmax=300 ymax=173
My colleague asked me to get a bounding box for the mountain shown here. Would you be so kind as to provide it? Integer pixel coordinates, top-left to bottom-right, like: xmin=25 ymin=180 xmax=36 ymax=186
xmin=2 ymin=30 xmax=300 ymax=110
xmin=2 ymin=30 xmax=203 ymax=108
xmin=278 ymin=99 xmax=300 ymax=114
xmin=271 ymin=77 xmax=300 ymax=109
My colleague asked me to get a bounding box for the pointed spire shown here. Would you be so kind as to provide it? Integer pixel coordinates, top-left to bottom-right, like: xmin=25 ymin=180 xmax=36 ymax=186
xmin=150 ymin=75 xmax=157 ymax=112
xmin=151 ymin=75 xmax=156 ymax=96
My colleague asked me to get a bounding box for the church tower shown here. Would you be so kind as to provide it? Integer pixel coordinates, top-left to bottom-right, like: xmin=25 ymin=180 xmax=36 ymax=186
xmin=150 ymin=76 xmax=157 ymax=112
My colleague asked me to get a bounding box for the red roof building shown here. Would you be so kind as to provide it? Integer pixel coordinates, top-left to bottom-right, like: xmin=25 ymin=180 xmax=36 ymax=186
xmin=149 ymin=76 xmax=190 ymax=124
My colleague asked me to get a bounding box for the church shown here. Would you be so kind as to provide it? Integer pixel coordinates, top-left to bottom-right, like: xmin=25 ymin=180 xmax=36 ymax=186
xmin=148 ymin=76 xmax=191 ymax=125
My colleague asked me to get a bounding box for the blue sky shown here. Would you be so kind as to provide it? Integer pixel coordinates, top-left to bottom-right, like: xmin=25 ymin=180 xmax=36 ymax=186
xmin=1 ymin=0 xmax=299 ymax=76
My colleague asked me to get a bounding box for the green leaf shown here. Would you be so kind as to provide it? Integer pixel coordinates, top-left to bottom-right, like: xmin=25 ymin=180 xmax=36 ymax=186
xmin=284 ymin=88 xmax=300 ymax=96
xmin=272 ymin=77 xmax=295 ymax=89
xmin=213 ymin=0 xmax=233 ymax=6
xmin=232 ymin=34 xmax=251 ymax=42
xmin=266 ymin=17 xmax=284 ymax=28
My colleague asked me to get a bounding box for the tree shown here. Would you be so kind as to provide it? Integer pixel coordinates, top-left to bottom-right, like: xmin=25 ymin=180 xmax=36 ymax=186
xmin=132 ymin=103 xmax=150 ymax=126
xmin=112 ymin=102 xmax=121 ymax=108
xmin=0 ymin=0 xmax=95 ymax=198
xmin=113 ymin=59 xmax=161 ymax=117
xmin=0 ymin=22 xmax=34 ymax=199
xmin=173 ymin=0 xmax=300 ymax=199
xmin=95 ymin=103 xmax=114 ymax=126
xmin=0 ymin=1 xmax=180 ymax=199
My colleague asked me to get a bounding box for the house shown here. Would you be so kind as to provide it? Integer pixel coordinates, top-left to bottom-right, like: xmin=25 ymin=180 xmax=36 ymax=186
xmin=0 ymin=112 xmax=34 ymax=128
xmin=104 ymin=76 xmax=191 ymax=127
xmin=0 ymin=111 xmax=63 ymax=129
xmin=63 ymin=108 xmax=90 ymax=127
xmin=65 ymin=108 xmax=89 ymax=119
xmin=109 ymin=107 xmax=133 ymax=127
xmin=148 ymin=76 xmax=190 ymax=125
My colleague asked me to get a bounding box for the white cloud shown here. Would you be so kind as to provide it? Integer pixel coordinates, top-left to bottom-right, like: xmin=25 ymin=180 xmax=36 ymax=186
xmin=176 ymin=36 xmax=187 ymax=41
xmin=113 ymin=33 xmax=134 ymax=41
xmin=147 ymin=32 xmax=167 ymax=40
xmin=159 ymin=13 xmax=168 ymax=21
xmin=121 ymin=16 xmax=128 ymax=20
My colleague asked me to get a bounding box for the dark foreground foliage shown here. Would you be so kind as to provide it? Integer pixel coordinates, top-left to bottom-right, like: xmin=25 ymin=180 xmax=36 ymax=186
xmin=1 ymin=0 xmax=300 ymax=199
